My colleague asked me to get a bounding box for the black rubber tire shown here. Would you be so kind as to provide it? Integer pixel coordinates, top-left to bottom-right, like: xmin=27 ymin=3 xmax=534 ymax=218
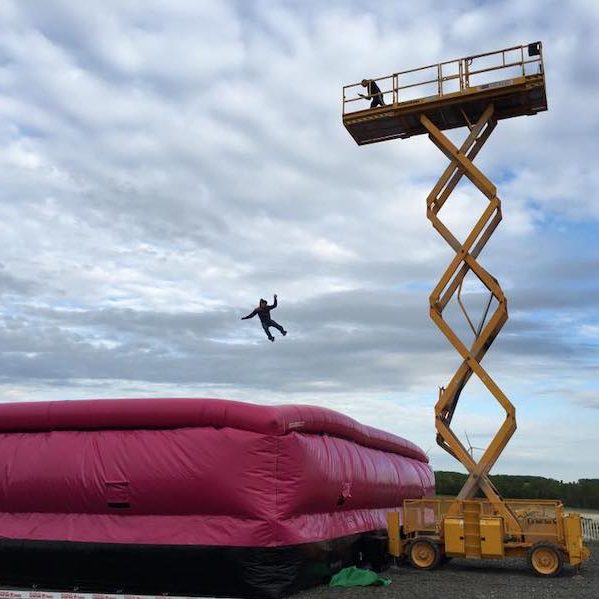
xmin=527 ymin=542 xmax=564 ymax=577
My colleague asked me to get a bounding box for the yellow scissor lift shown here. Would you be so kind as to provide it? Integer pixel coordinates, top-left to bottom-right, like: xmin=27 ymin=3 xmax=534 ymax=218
xmin=343 ymin=42 xmax=590 ymax=576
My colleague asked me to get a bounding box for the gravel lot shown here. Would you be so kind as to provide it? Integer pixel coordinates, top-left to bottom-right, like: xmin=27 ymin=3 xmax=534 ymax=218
xmin=296 ymin=542 xmax=598 ymax=599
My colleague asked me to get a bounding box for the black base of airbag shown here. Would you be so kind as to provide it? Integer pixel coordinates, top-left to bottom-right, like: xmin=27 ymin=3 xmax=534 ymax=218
xmin=0 ymin=533 xmax=388 ymax=598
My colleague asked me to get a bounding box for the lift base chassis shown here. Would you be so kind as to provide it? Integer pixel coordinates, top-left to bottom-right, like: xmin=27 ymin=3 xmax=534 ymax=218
xmin=388 ymin=498 xmax=591 ymax=576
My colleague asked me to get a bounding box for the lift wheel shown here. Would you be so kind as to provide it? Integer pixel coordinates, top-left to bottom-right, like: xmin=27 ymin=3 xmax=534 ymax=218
xmin=408 ymin=538 xmax=441 ymax=570
xmin=527 ymin=542 xmax=564 ymax=577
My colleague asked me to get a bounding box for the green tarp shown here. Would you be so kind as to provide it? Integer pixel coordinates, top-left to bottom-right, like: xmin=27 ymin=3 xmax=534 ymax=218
xmin=329 ymin=566 xmax=391 ymax=588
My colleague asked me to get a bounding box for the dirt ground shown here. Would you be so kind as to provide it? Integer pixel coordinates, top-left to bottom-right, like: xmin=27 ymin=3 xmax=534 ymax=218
xmin=295 ymin=542 xmax=598 ymax=599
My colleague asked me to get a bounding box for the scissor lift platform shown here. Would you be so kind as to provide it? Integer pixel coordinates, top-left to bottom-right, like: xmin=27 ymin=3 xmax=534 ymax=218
xmin=343 ymin=43 xmax=547 ymax=144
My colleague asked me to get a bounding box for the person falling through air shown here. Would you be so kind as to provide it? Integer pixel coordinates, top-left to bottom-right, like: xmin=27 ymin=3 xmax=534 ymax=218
xmin=241 ymin=295 xmax=287 ymax=342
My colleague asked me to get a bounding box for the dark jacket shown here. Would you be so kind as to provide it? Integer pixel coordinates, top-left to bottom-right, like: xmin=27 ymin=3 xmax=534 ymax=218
xmin=242 ymin=297 xmax=277 ymax=324
xmin=368 ymin=80 xmax=382 ymax=97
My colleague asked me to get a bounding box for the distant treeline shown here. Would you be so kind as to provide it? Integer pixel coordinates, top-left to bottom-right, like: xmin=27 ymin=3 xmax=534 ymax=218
xmin=435 ymin=471 xmax=599 ymax=510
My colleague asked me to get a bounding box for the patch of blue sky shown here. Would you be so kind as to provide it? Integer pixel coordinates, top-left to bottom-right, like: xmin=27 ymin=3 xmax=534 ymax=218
xmin=392 ymin=280 xmax=433 ymax=293
xmin=489 ymin=166 xmax=516 ymax=185
xmin=15 ymin=123 xmax=46 ymax=139
xmin=50 ymin=299 xmax=88 ymax=311
xmin=530 ymin=201 xmax=599 ymax=229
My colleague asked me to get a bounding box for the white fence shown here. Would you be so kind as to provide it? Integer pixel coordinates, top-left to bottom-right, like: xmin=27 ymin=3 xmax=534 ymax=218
xmin=582 ymin=516 xmax=599 ymax=542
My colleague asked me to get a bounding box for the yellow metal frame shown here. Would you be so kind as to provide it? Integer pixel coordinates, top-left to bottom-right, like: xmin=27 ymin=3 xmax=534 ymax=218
xmin=342 ymin=43 xmax=547 ymax=144
xmin=395 ymin=497 xmax=591 ymax=567
xmin=423 ymin=102 xmax=520 ymax=530
xmin=342 ymin=42 xmax=545 ymax=115
xmin=345 ymin=41 xmax=590 ymax=573
xmin=403 ymin=498 xmax=565 ymax=540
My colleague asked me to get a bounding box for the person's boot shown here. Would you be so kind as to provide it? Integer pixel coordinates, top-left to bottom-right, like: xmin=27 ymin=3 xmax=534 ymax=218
xmin=282 ymin=330 xmax=287 ymax=336
xmin=269 ymin=336 xmax=275 ymax=342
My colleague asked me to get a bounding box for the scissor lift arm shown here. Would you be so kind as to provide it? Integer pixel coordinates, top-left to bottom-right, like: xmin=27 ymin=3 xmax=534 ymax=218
xmin=423 ymin=104 xmax=519 ymax=530
xmin=343 ymin=42 xmax=590 ymax=575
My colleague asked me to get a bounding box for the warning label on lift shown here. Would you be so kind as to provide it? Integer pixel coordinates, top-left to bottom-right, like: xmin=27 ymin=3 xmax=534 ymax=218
xmin=477 ymin=79 xmax=515 ymax=90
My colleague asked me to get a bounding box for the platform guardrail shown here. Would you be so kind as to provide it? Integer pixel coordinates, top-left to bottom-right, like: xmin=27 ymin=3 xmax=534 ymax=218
xmin=342 ymin=42 xmax=544 ymax=115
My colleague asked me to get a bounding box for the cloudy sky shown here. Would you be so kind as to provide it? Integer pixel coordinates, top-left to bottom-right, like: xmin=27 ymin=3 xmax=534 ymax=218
xmin=1 ymin=0 xmax=597 ymax=482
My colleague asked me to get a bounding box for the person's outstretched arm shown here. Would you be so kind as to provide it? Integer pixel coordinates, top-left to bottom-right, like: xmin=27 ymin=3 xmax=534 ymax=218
xmin=268 ymin=294 xmax=278 ymax=310
xmin=241 ymin=309 xmax=257 ymax=320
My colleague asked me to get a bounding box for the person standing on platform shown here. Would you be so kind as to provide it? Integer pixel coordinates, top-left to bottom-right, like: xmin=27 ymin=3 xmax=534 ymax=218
xmin=241 ymin=295 xmax=287 ymax=342
xmin=359 ymin=78 xmax=386 ymax=108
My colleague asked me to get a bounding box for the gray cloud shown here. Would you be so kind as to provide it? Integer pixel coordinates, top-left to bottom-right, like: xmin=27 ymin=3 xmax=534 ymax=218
xmin=0 ymin=0 xmax=598 ymax=480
